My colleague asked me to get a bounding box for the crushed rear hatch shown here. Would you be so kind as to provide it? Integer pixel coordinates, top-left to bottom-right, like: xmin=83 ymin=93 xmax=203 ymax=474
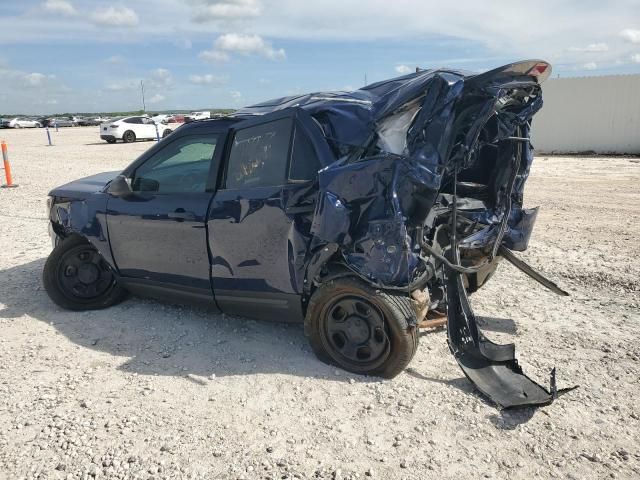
xmin=237 ymin=60 xmax=575 ymax=408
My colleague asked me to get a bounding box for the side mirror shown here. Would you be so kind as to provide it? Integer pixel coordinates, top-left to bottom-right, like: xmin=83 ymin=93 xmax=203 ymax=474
xmin=107 ymin=175 xmax=133 ymax=198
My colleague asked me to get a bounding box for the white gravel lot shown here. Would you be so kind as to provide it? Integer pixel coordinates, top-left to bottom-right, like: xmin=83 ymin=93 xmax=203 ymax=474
xmin=0 ymin=126 xmax=639 ymax=480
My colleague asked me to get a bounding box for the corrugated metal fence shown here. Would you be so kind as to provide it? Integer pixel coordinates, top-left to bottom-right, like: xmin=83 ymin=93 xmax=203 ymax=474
xmin=531 ymin=74 xmax=640 ymax=154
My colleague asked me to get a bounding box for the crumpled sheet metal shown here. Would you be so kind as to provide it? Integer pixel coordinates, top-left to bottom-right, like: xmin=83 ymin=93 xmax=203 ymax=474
xmin=240 ymin=62 xmax=546 ymax=287
xmin=243 ymin=61 xmax=570 ymax=407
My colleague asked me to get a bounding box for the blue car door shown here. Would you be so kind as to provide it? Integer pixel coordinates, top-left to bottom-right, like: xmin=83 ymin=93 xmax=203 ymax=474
xmin=207 ymin=110 xmax=322 ymax=321
xmin=106 ymin=126 xmax=225 ymax=305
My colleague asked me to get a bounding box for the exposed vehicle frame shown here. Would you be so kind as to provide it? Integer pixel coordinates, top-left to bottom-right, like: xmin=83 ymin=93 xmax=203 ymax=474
xmin=44 ymin=60 xmax=571 ymax=408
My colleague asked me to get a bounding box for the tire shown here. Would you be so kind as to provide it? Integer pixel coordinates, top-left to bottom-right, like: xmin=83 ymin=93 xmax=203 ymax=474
xmin=162 ymin=129 xmax=172 ymax=138
xmin=305 ymin=277 xmax=419 ymax=379
xmin=106 ymin=138 xmax=117 ymax=144
xmin=122 ymin=130 xmax=136 ymax=143
xmin=43 ymin=236 xmax=127 ymax=311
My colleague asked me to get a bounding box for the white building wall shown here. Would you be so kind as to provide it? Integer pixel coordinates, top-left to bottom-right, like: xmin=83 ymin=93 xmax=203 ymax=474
xmin=531 ymin=74 xmax=640 ymax=154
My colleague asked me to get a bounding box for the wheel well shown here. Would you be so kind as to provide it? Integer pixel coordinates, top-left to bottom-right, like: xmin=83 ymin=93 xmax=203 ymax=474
xmin=302 ymin=261 xmax=358 ymax=315
xmin=55 ymin=231 xmax=88 ymax=245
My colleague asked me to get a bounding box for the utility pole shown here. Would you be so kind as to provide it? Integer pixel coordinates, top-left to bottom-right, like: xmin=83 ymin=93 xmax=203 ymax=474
xmin=140 ymin=80 xmax=146 ymax=113
xmin=364 ymin=73 xmax=367 ymax=86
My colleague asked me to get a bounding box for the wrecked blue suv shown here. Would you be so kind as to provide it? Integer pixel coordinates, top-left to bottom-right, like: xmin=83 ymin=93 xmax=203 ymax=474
xmin=44 ymin=60 xmax=569 ymax=408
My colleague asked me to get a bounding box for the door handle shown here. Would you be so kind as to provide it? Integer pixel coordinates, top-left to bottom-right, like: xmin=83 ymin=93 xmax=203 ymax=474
xmin=167 ymin=209 xmax=197 ymax=221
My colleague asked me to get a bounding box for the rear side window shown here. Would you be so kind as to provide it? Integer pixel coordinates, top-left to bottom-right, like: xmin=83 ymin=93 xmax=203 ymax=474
xmin=225 ymin=118 xmax=293 ymax=189
xmin=289 ymin=127 xmax=321 ymax=182
xmin=124 ymin=117 xmax=143 ymax=124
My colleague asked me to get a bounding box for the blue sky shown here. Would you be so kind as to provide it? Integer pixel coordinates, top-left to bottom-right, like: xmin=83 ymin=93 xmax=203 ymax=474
xmin=1 ymin=0 xmax=640 ymax=114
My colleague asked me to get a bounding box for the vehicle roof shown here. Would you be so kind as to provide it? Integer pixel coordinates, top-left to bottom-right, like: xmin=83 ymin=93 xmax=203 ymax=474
xmin=177 ymin=116 xmax=240 ymax=133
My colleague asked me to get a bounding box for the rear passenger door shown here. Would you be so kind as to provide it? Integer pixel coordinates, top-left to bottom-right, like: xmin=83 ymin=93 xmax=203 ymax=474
xmin=207 ymin=110 xmax=321 ymax=322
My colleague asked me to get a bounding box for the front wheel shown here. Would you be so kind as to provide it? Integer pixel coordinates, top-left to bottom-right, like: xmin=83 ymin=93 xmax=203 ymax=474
xmin=162 ymin=129 xmax=172 ymax=138
xmin=305 ymin=277 xmax=418 ymax=378
xmin=43 ymin=236 xmax=127 ymax=311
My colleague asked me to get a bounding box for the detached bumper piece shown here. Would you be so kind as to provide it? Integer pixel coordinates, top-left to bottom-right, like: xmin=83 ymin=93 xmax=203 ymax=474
xmin=446 ymin=267 xmax=574 ymax=409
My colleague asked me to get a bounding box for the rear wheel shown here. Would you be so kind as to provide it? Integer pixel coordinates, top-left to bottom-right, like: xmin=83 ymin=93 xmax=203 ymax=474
xmin=306 ymin=277 xmax=418 ymax=378
xmin=122 ymin=130 xmax=136 ymax=143
xmin=43 ymin=236 xmax=127 ymax=311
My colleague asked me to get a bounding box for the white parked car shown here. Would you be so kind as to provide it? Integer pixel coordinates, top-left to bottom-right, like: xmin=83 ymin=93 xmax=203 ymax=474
xmin=99 ymin=115 xmax=174 ymax=144
xmin=151 ymin=113 xmax=171 ymax=124
xmin=187 ymin=111 xmax=211 ymax=121
xmin=8 ymin=117 xmax=42 ymax=128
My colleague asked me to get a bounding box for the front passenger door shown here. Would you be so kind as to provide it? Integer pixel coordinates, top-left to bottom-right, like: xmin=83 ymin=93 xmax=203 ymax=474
xmin=106 ymin=132 xmax=222 ymax=303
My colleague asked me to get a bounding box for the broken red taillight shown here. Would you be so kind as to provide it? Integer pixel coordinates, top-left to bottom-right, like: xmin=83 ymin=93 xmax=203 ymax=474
xmin=527 ymin=62 xmax=551 ymax=81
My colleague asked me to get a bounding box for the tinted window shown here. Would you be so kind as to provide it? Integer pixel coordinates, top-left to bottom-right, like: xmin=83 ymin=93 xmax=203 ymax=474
xmin=289 ymin=127 xmax=321 ymax=182
xmin=225 ymin=118 xmax=293 ymax=189
xmin=124 ymin=117 xmax=143 ymax=124
xmin=132 ymin=134 xmax=218 ymax=193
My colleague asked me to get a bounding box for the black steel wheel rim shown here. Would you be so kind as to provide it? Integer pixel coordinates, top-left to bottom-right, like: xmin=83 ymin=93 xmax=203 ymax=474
xmin=57 ymin=247 xmax=115 ymax=300
xmin=322 ymin=295 xmax=390 ymax=368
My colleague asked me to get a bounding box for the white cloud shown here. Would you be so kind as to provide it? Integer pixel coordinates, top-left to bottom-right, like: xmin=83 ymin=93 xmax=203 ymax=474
xmin=395 ymin=64 xmax=413 ymax=74
xmin=203 ymin=35 xmax=283 ymax=62
xmin=192 ymin=0 xmax=261 ymax=22
xmin=148 ymin=94 xmax=165 ymax=104
xmin=201 ymin=33 xmax=285 ymax=61
xmin=90 ymin=6 xmax=139 ymax=28
xmin=568 ymin=43 xmax=608 ymax=53
xmin=149 ymin=68 xmax=172 ymax=88
xmin=199 ymin=49 xmax=230 ymax=63
xmin=105 ymin=55 xmax=125 ymax=64
xmin=230 ymin=90 xmax=242 ymax=99
xmin=42 ymin=0 xmax=76 ymax=16
xmin=631 ymin=53 xmax=640 ymax=64
xmin=24 ymin=72 xmax=47 ymax=87
xmin=189 ymin=74 xmax=226 ymax=85
xmin=106 ymin=79 xmax=139 ymax=91
xmin=582 ymin=62 xmax=598 ymax=70
xmin=620 ymin=29 xmax=640 ymax=44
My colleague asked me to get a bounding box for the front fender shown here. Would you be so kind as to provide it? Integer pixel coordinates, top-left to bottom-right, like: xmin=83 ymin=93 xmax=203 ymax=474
xmin=49 ymin=193 xmax=117 ymax=271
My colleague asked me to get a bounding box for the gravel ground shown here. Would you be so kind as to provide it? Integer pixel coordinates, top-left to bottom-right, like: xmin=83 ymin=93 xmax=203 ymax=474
xmin=0 ymin=127 xmax=639 ymax=480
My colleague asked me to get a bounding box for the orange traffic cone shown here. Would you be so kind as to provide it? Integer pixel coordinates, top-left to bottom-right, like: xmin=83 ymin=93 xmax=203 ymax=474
xmin=1 ymin=141 xmax=18 ymax=188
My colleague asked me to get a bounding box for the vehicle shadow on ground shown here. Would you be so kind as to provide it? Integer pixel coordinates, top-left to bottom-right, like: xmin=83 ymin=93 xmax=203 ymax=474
xmin=405 ymin=367 xmax=538 ymax=426
xmin=0 ymin=259 xmax=360 ymax=383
